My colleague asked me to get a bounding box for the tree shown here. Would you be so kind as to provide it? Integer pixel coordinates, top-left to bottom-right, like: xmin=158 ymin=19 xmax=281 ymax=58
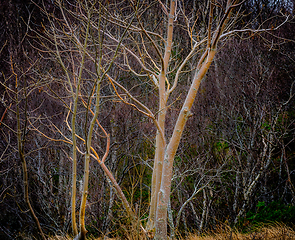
xmin=0 ymin=1 xmax=49 ymax=238
xmin=31 ymin=1 xmax=139 ymax=239
xmin=29 ymin=0 xmax=291 ymax=239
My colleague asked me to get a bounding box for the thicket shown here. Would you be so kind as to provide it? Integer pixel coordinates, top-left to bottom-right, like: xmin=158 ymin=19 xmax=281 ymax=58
xmin=0 ymin=0 xmax=294 ymax=239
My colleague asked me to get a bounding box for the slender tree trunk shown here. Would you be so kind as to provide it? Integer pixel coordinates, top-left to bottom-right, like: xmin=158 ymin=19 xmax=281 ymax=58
xmin=147 ymin=71 xmax=167 ymax=234
xmin=147 ymin=1 xmax=175 ymax=236
xmin=19 ymin=151 xmax=46 ymax=240
xmin=154 ymin=50 xmax=216 ymax=239
xmin=71 ymin=108 xmax=79 ymax=236
xmin=199 ymin=188 xmax=207 ymax=232
xmin=14 ymin=73 xmax=46 ymax=240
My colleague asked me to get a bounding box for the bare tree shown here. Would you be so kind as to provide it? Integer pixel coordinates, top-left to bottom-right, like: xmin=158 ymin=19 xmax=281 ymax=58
xmin=94 ymin=1 xmax=289 ymax=239
xmin=30 ymin=1 xmax=140 ymax=239
xmin=27 ymin=0 xmax=291 ymax=239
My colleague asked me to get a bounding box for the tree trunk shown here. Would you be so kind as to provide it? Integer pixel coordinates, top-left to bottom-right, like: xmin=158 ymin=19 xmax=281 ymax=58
xmin=154 ymin=50 xmax=217 ymax=239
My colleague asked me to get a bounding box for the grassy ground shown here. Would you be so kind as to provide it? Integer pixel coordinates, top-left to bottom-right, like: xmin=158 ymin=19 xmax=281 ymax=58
xmin=187 ymin=223 xmax=295 ymax=240
xmin=48 ymin=223 xmax=295 ymax=240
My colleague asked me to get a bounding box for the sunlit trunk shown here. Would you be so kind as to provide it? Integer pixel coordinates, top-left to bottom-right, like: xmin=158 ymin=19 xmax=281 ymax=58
xmin=147 ymin=72 xmax=167 ymax=235
xmin=154 ymin=50 xmax=216 ymax=239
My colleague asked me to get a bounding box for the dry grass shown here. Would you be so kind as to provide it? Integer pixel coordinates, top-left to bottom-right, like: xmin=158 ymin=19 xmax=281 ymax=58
xmin=187 ymin=223 xmax=295 ymax=240
xmin=49 ymin=236 xmax=119 ymax=240
xmin=49 ymin=235 xmax=72 ymax=240
xmin=48 ymin=223 xmax=295 ymax=240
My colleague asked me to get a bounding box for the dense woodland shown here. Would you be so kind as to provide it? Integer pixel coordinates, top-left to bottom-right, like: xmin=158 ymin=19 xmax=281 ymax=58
xmin=0 ymin=0 xmax=295 ymax=239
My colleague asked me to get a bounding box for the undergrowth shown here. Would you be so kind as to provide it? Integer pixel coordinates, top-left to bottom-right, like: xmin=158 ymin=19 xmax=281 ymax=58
xmin=47 ymin=223 xmax=295 ymax=240
xmin=187 ymin=223 xmax=295 ymax=240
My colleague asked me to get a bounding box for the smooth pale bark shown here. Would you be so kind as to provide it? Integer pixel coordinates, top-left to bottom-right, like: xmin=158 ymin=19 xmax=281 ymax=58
xmin=52 ymin=22 xmax=79 ymax=234
xmin=147 ymin=1 xmax=175 ymax=235
xmin=78 ymin=87 xmax=101 ymax=239
xmin=71 ymin=99 xmax=79 ymax=236
xmin=51 ymin=4 xmax=80 ymax=234
xmin=74 ymin=11 xmax=92 ymax=239
xmin=78 ymin=155 xmax=90 ymax=239
xmin=152 ymin=1 xmax=238 ymax=237
xmin=154 ymin=50 xmax=216 ymax=239
xmin=52 ymin=21 xmax=79 ymax=235
xmin=147 ymin=72 xmax=167 ymax=234
xmin=200 ymin=189 xmax=207 ymax=231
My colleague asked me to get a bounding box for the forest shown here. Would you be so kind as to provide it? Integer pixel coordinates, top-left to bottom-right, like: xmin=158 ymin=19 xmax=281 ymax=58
xmin=0 ymin=0 xmax=295 ymax=239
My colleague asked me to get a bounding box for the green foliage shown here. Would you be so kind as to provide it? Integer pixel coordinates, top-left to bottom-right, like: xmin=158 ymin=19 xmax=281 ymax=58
xmin=214 ymin=141 xmax=229 ymax=152
xmin=261 ymin=121 xmax=271 ymax=131
xmin=246 ymin=201 xmax=295 ymax=225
